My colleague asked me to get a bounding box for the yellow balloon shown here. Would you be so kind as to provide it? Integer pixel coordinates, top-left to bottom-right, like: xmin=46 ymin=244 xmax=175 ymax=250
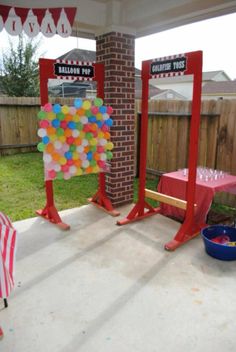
xmin=76 ymin=168 xmax=83 ymax=176
xmin=89 ymin=138 xmax=98 ymax=146
xmin=73 ymin=114 xmax=80 ymax=122
xmin=98 ymin=131 xmax=104 ymax=139
xmin=72 ymin=152 xmax=79 ymax=160
xmin=96 ymin=113 xmax=103 ymax=120
xmin=50 ymin=134 xmax=57 ymax=142
xmin=82 ymin=100 xmax=91 ymax=110
xmin=48 ymin=112 xmax=56 ymax=120
xmin=59 ymin=157 xmax=67 ymax=165
xmin=79 ymin=131 xmax=85 ymax=139
xmin=59 ymin=135 xmax=66 ymax=143
xmin=105 ymin=142 xmax=114 ymax=150
xmin=93 ymin=166 xmax=100 ymax=173
xmin=61 ymin=105 xmax=70 ymax=114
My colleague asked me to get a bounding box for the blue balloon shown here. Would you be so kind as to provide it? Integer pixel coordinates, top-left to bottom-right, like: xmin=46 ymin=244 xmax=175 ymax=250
xmin=42 ymin=136 xmax=50 ymax=144
xmin=53 ymin=104 xmax=61 ymax=114
xmin=96 ymin=120 xmax=102 ymax=128
xmin=65 ymin=151 xmax=73 ymax=160
xmin=87 ymin=151 xmax=93 ymax=161
xmin=99 ymin=106 xmax=107 ymax=114
xmin=52 ymin=119 xmax=60 ymax=128
xmin=89 ymin=116 xmax=96 ymax=123
xmin=74 ymin=98 xmax=83 ymax=108
xmin=105 ymin=118 xmax=113 ymax=127
xmin=68 ymin=121 xmax=76 ymax=129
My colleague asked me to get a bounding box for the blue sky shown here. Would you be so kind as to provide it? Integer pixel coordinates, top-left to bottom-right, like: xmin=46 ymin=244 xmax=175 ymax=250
xmin=1 ymin=12 xmax=236 ymax=79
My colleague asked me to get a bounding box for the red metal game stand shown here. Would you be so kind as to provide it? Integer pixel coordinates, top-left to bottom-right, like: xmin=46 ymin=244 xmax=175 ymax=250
xmin=36 ymin=58 xmax=119 ymax=230
xmin=117 ymin=51 xmax=203 ymax=250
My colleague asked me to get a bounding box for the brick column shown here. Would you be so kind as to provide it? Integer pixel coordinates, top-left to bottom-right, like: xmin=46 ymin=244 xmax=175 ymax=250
xmin=96 ymin=32 xmax=135 ymax=206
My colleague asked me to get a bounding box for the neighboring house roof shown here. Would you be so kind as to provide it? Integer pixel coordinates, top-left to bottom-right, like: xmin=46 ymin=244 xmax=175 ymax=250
xmin=135 ymin=76 xmax=161 ymax=99
xmin=202 ymin=81 xmax=236 ymax=95
xmin=151 ymin=89 xmax=187 ymax=100
xmin=151 ymin=70 xmax=231 ymax=84
xmin=58 ymin=48 xmax=96 ymax=62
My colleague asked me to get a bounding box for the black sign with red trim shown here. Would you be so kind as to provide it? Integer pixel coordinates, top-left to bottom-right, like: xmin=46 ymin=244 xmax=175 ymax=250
xmin=150 ymin=57 xmax=187 ymax=76
xmin=54 ymin=63 xmax=94 ymax=78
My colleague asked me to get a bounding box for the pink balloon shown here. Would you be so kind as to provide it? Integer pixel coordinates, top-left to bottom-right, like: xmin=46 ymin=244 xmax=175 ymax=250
xmin=44 ymin=103 xmax=52 ymax=112
xmin=101 ymin=124 xmax=109 ymax=132
xmin=91 ymin=106 xmax=99 ymax=114
xmin=39 ymin=120 xmax=50 ymax=128
xmin=97 ymin=160 xmax=106 ymax=168
xmin=48 ymin=169 xmax=56 ymax=179
xmin=97 ymin=146 xmax=104 ymax=153
xmin=107 ymin=106 xmax=113 ymax=114
xmin=61 ymin=164 xmax=69 ymax=173
xmin=60 ymin=121 xmax=67 ymax=129
xmin=67 ymin=160 xmax=74 ymax=166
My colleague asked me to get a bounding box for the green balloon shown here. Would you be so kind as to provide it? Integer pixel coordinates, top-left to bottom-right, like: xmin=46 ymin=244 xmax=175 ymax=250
xmin=90 ymin=146 xmax=97 ymax=152
xmin=57 ymin=172 xmax=64 ymax=180
xmin=38 ymin=110 xmax=46 ymax=120
xmin=106 ymin=151 xmax=113 ymax=160
xmin=86 ymin=132 xmax=93 ymax=140
xmin=94 ymin=97 xmax=103 ymax=107
xmin=90 ymin=160 xmax=96 ymax=167
xmin=85 ymin=110 xmax=92 ymax=117
xmin=37 ymin=142 xmax=45 ymax=152
xmin=69 ymin=145 xmax=76 ymax=152
xmin=56 ymin=128 xmax=64 ymax=136
xmin=76 ymin=122 xmax=83 ymax=131
xmin=57 ymin=112 xmax=65 ymax=121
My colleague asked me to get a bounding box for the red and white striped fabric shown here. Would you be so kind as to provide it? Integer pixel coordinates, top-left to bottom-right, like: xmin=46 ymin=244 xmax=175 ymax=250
xmin=0 ymin=212 xmax=17 ymax=299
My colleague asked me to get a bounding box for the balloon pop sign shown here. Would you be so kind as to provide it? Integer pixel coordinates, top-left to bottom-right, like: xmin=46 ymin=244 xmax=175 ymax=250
xmin=37 ymin=98 xmax=114 ymax=181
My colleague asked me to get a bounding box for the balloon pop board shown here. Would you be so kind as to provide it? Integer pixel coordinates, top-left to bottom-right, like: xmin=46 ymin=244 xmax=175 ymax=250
xmin=36 ymin=58 xmax=120 ymax=230
xmin=37 ymin=98 xmax=114 ymax=181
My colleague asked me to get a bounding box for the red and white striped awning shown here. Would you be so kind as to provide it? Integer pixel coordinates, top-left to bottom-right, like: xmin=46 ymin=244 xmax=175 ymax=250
xmin=0 ymin=212 xmax=17 ymax=299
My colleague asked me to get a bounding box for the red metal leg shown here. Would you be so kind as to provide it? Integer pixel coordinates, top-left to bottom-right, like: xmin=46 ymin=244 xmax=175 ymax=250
xmin=89 ymin=173 xmax=120 ymax=216
xmin=36 ymin=180 xmax=70 ymax=230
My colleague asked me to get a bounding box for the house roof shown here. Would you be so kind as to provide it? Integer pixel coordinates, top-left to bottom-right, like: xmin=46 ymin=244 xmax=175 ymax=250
xmin=150 ymin=70 xmax=231 ymax=84
xmin=58 ymin=49 xmax=96 ymax=62
xmin=202 ymin=81 xmax=236 ymax=95
xmin=135 ymin=77 xmax=161 ymax=99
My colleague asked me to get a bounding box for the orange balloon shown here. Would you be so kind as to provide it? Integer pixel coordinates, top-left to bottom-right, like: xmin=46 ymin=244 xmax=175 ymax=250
xmin=52 ymin=152 xmax=60 ymax=161
xmin=46 ymin=143 xmax=54 ymax=153
xmin=94 ymin=152 xmax=100 ymax=161
xmin=74 ymin=137 xmax=81 ymax=145
xmin=104 ymin=132 xmax=111 ymax=140
xmin=74 ymin=159 xmax=82 ymax=168
xmin=77 ymin=108 xmax=85 ymax=116
xmin=64 ymin=128 xmax=72 ymax=137
xmin=85 ymin=166 xmax=93 ymax=174
xmin=65 ymin=114 xmax=73 ymax=121
xmin=90 ymin=123 xmax=98 ymax=131
xmin=84 ymin=146 xmax=90 ymax=153
xmin=47 ymin=127 xmax=56 ymax=135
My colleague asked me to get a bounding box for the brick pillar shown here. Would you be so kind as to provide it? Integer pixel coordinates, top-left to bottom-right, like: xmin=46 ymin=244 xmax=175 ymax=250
xmin=96 ymin=32 xmax=135 ymax=207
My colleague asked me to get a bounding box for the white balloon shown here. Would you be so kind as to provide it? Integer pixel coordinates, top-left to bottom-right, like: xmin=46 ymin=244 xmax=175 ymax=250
xmin=43 ymin=153 xmax=52 ymax=164
xmin=99 ymin=138 xmax=107 ymax=146
xmin=76 ymin=146 xmax=84 ymax=153
xmin=72 ymin=130 xmax=79 ymax=138
xmin=69 ymin=166 xmax=77 ymax=174
xmin=41 ymin=9 xmax=56 ymax=38
xmin=56 ymin=8 xmax=72 ymax=38
xmin=82 ymin=139 xmax=89 ymax=147
xmin=23 ymin=9 xmax=40 ymax=37
xmin=103 ymin=113 xmax=110 ymax=120
xmin=100 ymin=153 xmax=107 ymax=161
xmin=54 ymin=140 xmax=62 ymax=150
xmin=82 ymin=160 xmax=89 ymax=168
xmin=80 ymin=116 xmax=88 ymax=124
xmin=5 ymin=8 xmax=22 ymax=36
xmin=54 ymin=164 xmax=61 ymax=172
xmin=38 ymin=128 xmax=47 ymax=138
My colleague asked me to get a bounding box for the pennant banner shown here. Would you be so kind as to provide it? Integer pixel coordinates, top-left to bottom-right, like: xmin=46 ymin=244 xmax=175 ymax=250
xmin=0 ymin=5 xmax=77 ymax=37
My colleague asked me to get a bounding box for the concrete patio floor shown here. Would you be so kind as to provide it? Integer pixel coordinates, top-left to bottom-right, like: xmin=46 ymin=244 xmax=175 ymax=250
xmin=1 ymin=204 xmax=236 ymax=352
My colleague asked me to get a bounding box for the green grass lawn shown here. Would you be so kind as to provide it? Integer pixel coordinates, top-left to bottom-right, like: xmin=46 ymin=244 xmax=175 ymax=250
xmin=1 ymin=152 xmax=234 ymax=223
xmin=0 ymin=152 xmax=158 ymax=221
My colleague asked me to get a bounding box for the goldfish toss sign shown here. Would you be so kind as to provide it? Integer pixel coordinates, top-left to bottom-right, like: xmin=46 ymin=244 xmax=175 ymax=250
xmin=0 ymin=5 xmax=77 ymax=37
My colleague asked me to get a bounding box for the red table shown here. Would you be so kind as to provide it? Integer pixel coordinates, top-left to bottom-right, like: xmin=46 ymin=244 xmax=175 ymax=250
xmin=158 ymin=170 xmax=236 ymax=225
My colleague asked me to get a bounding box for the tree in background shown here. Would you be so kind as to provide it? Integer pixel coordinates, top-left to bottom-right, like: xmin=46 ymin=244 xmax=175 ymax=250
xmin=0 ymin=35 xmax=40 ymax=96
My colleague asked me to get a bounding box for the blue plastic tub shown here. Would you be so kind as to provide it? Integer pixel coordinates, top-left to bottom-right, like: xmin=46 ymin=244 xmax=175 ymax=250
xmin=201 ymin=225 xmax=236 ymax=261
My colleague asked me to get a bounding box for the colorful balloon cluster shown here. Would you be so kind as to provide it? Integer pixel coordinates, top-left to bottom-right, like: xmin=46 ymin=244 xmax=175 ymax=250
xmin=37 ymin=98 xmax=114 ymax=180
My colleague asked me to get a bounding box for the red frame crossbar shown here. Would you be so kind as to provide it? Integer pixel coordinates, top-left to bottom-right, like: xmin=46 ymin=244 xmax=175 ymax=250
xmin=117 ymin=51 xmax=203 ymax=250
xmin=36 ymin=58 xmax=119 ymax=230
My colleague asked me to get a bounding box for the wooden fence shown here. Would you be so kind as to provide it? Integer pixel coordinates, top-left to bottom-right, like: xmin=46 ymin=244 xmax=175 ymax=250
xmin=0 ymin=97 xmax=236 ymax=206
xmin=135 ymin=99 xmax=236 ymax=207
